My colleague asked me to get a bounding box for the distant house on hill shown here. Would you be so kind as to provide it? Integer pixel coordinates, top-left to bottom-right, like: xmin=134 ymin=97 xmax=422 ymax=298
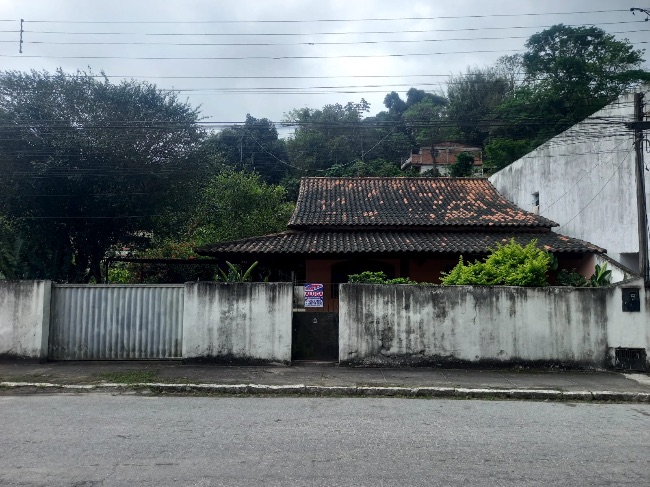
xmin=197 ymin=177 xmax=604 ymax=311
xmin=402 ymin=142 xmax=484 ymax=176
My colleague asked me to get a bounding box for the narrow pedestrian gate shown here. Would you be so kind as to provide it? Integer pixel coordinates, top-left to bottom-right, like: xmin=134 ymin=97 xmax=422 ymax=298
xmin=48 ymin=285 xmax=184 ymax=360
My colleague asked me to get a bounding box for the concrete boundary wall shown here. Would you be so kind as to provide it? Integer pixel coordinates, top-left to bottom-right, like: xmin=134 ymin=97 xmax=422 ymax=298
xmin=183 ymin=282 xmax=293 ymax=363
xmin=339 ymin=283 xmax=650 ymax=368
xmin=0 ymin=281 xmax=51 ymax=360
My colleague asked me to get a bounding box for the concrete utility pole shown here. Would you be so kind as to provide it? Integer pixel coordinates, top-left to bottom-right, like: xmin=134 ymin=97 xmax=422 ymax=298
xmin=628 ymin=92 xmax=650 ymax=286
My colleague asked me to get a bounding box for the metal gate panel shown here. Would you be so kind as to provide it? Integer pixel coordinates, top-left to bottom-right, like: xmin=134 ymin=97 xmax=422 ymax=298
xmin=49 ymin=285 xmax=183 ymax=360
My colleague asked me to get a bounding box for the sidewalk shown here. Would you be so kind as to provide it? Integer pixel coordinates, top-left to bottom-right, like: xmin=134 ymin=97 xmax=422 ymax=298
xmin=1 ymin=360 xmax=649 ymax=402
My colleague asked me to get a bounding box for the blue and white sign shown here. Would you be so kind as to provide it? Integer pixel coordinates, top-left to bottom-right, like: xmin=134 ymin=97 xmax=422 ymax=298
xmin=304 ymin=283 xmax=324 ymax=308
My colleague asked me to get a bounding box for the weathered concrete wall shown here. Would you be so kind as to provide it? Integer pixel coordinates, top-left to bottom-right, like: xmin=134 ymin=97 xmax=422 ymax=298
xmin=183 ymin=282 xmax=292 ymax=363
xmin=0 ymin=280 xmax=51 ymax=360
xmin=339 ymin=283 xmax=648 ymax=367
xmin=605 ymin=278 xmax=650 ymax=363
xmin=489 ymin=89 xmax=650 ymax=272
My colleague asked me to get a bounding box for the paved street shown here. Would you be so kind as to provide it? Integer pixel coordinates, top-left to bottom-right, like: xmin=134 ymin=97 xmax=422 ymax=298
xmin=1 ymin=395 xmax=648 ymax=486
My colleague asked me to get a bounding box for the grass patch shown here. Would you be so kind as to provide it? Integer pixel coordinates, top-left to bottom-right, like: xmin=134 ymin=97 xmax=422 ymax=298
xmin=98 ymin=370 xmax=158 ymax=384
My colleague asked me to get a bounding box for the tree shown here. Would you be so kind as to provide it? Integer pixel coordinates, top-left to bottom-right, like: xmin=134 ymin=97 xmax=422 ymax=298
xmin=0 ymin=69 xmax=206 ymax=282
xmin=486 ymin=25 xmax=648 ymax=168
xmin=523 ymin=24 xmax=646 ymax=101
xmin=189 ymin=170 xmax=294 ymax=245
xmin=383 ymin=91 xmax=407 ymax=116
xmin=324 ymin=159 xmax=415 ymax=177
xmin=0 ymin=218 xmax=23 ymax=279
xmin=483 ymin=138 xmax=532 ymax=173
xmin=402 ymin=94 xmax=449 ymax=147
xmin=449 ymin=152 xmax=475 ymax=177
xmin=446 ymin=63 xmax=515 ymax=146
xmin=284 ymin=99 xmax=371 ymax=171
xmin=203 ymin=114 xmax=288 ymax=184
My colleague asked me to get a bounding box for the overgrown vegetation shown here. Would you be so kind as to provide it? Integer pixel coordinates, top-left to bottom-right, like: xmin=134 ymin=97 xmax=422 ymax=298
xmin=98 ymin=370 xmax=158 ymax=384
xmin=348 ymin=271 xmax=416 ymax=284
xmin=216 ymin=261 xmax=259 ymax=282
xmin=557 ymin=263 xmax=612 ymax=287
xmin=1 ymin=24 xmax=646 ymax=283
xmin=441 ymin=240 xmax=551 ymax=286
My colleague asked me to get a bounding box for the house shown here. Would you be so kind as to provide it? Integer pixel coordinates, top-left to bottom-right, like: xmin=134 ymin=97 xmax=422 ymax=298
xmin=489 ymin=87 xmax=650 ymax=277
xmin=197 ymin=177 xmax=604 ymax=311
xmin=401 ymin=142 xmax=484 ymax=176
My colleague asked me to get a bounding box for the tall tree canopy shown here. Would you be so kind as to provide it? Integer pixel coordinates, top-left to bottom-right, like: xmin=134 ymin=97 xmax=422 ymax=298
xmin=284 ymin=99 xmax=371 ymax=171
xmin=484 ymin=24 xmax=648 ymax=170
xmin=202 ymin=114 xmax=288 ymax=184
xmin=522 ymin=24 xmax=646 ymax=101
xmin=0 ymin=69 xmax=206 ymax=282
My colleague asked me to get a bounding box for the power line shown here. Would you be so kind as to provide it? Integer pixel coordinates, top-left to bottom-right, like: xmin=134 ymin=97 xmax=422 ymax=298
xmin=0 ymin=49 xmax=525 ymax=60
xmin=17 ymin=20 xmax=644 ymax=37
xmin=559 ymin=149 xmax=633 ymax=230
xmin=20 ymin=10 xmax=629 ymax=24
xmin=20 ymin=29 xmax=647 ymax=47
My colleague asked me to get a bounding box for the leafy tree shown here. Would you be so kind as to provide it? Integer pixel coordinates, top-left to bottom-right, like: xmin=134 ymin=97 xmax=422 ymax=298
xmin=441 ymin=240 xmax=551 ymax=286
xmin=110 ymin=239 xmax=216 ymax=284
xmin=0 ymin=218 xmax=23 ymax=279
xmin=446 ymin=64 xmax=514 ymax=145
xmin=483 ymin=138 xmax=532 ymax=173
xmin=324 ymin=159 xmax=412 ymax=177
xmin=449 ymin=152 xmax=475 ymax=177
xmin=189 ymin=170 xmax=294 ymax=245
xmin=0 ymin=69 xmax=206 ymax=282
xmin=523 ymin=24 xmax=646 ymax=101
xmin=485 ymin=25 xmax=648 ymax=169
xmin=203 ymin=114 xmax=288 ymax=184
xmin=284 ymin=99 xmax=371 ymax=171
xmin=383 ymin=91 xmax=407 ymax=116
xmin=111 ymin=170 xmax=292 ymax=283
xmin=403 ymin=96 xmax=449 ymax=147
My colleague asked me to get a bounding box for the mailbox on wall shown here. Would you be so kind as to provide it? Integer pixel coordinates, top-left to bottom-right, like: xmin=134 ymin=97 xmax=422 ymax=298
xmin=622 ymin=288 xmax=641 ymax=312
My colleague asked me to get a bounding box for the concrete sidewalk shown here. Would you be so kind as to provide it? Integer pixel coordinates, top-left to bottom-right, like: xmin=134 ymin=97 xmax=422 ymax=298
xmin=1 ymin=360 xmax=649 ymax=401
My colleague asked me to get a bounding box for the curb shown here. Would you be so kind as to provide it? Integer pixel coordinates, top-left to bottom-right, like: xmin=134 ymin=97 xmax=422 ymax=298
xmin=2 ymin=381 xmax=650 ymax=402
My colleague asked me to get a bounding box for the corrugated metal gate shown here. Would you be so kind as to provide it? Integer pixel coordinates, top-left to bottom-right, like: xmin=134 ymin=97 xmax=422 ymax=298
xmin=49 ymin=284 xmax=184 ymax=360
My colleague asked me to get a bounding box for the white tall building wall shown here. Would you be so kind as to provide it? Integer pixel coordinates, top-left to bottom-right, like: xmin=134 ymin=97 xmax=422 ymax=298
xmin=489 ymin=89 xmax=650 ymax=272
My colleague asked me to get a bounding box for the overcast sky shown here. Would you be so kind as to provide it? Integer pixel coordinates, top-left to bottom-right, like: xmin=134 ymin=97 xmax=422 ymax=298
xmin=0 ymin=0 xmax=647 ymax=135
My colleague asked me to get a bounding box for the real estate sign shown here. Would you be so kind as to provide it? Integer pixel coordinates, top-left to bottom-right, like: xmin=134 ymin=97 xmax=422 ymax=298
xmin=304 ymin=283 xmax=324 ymax=308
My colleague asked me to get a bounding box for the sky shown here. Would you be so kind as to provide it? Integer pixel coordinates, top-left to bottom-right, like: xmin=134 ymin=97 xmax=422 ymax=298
xmin=0 ymin=0 xmax=647 ymax=136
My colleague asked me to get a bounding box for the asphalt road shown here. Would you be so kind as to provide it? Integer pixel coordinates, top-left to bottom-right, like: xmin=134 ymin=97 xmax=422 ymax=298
xmin=1 ymin=394 xmax=649 ymax=486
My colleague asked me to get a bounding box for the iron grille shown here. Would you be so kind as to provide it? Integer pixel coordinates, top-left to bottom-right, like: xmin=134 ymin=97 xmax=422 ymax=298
xmin=614 ymin=348 xmax=647 ymax=372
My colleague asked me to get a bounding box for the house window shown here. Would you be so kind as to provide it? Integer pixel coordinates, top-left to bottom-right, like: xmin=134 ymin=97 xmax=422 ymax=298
xmin=532 ymin=192 xmax=539 ymax=207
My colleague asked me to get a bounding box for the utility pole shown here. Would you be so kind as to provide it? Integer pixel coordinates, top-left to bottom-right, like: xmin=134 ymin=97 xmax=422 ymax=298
xmin=630 ymin=92 xmax=650 ymax=286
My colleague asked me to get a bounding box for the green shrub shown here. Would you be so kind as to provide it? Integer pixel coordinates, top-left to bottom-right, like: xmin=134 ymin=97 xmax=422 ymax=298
xmin=441 ymin=239 xmax=551 ymax=286
xmin=556 ymin=263 xmax=611 ymax=287
xmin=556 ymin=268 xmax=587 ymax=287
xmin=347 ymin=271 xmax=416 ymax=284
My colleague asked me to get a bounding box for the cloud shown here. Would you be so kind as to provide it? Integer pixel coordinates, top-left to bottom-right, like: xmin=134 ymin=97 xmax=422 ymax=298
xmin=0 ymin=0 xmax=646 ymax=127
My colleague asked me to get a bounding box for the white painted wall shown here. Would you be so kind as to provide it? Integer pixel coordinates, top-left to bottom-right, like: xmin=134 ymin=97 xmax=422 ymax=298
xmin=489 ymin=89 xmax=650 ymax=271
xmin=339 ymin=283 xmax=650 ymax=368
xmin=606 ymin=279 xmax=648 ymax=356
xmin=183 ymin=282 xmax=292 ymax=363
xmin=0 ymin=280 xmax=51 ymax=359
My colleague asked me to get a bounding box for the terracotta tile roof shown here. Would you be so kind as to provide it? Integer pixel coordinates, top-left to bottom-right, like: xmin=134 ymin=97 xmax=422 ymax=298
xmin=197 ymin=231 xmax=604 ymax=256
xmin=288 ymin=177 xmax=556 ymax=229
